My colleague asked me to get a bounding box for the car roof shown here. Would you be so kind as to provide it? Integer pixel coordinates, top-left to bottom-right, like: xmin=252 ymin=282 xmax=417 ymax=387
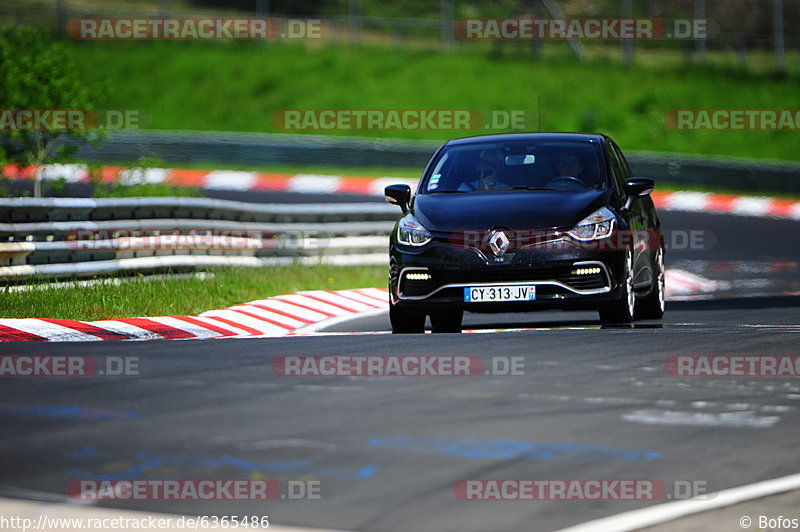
xmin=444 ymin=132 xmax=606 ymax=146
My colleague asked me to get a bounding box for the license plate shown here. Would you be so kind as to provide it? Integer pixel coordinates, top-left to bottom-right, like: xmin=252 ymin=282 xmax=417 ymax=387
xmin=464 ymin=285 xmax=537 ymax=303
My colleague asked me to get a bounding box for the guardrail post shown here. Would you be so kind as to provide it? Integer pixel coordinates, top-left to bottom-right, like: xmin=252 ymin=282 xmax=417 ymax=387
xmin=348 ymin=0 xmax=362 ymax=42
xmin=694 ymin=0 xmax=706 ymax=64
xmin=620 ymin=0 xmax=633 ymax=65
xmin=773 ymin=0 xmax=785 ymax=72
xmin=440 ymin=0 xmax=454 ymax=51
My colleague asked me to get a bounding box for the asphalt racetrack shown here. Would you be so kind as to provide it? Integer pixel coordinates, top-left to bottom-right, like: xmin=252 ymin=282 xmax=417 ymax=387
xmin=1 ymin=198 xmax=799 ymax=531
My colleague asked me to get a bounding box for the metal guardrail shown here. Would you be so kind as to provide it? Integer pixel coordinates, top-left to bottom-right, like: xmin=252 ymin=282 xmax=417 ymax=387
xmin=67 ymin=130 xmax=440 ymax=170
xmin=0 ymin=196 xmax=398 ymax=223
xmin=0 ymin=197 xmax=398 ymax=281
xmin=64 ymin=131 xmax=800 ymax=194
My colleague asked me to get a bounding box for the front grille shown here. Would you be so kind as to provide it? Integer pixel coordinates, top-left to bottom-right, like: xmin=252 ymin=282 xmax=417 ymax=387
xmin=400 ymin=264 xmax=608 ymax=297
xmin=434 ymin=228 xmax=566 ymax=254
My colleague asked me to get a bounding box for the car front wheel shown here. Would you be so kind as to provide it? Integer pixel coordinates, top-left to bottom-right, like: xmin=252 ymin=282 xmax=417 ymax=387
xmin=634 ymin=246 xmax=665 ymax=320
xmin=599 ymin=250 xmax=635 ymax=325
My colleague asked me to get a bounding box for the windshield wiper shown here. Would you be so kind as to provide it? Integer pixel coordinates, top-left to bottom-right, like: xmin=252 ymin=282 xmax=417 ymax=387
xmin=433 ymin=190 xmax=467 ymax=193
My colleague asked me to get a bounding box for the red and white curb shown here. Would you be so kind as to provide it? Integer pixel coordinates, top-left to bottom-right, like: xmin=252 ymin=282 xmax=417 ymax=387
xmin=0 ymin=271 xmax=725 ymax=342
xmin=664 ymin=269 xmax=725 ymax=296
xmin=2 ymin=164 xmax=416 ymax=198
xmin=650 ymin=190 xmax=800 ymax=220
xmin=0 ymin=288 xmax=388 ymax=342
xmin=5 ymin=164 xmax=800 ymax=220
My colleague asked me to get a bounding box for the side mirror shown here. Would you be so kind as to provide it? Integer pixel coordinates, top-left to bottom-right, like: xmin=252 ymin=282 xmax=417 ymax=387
xmin=622 ymin=178 xmax=654 ymax=211
xmin=625 ymin=177 xmax=654 ymax=197
xmin=385 ymin=184 xmax=411 ymax=214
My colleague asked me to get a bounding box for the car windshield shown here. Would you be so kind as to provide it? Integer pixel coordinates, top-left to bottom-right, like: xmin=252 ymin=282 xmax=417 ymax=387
xmin=423 ymin=140 xmax=606 ymax=193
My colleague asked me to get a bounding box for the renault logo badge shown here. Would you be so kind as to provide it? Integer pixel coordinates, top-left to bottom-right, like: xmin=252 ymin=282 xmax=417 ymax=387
xmin=488 ymin=230 xmax=510 ymax=257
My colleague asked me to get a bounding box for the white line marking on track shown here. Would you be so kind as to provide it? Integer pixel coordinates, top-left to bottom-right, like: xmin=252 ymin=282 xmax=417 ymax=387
xmin=621 ymin=409 xmax=780 ymax=428
xmin=556 ymin=473 xmax=800 ymax=532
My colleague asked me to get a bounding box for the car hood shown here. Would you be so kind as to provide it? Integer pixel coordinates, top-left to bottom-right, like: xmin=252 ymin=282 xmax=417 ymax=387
xmin=413 ymin=189 xmax=610 ymax=233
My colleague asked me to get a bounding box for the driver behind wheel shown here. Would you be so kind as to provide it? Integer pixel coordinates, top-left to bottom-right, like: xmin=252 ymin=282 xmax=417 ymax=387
xmin=458 ymin=149 xmax=510 ymax=191
xmin=555 ymin=153 xmax=583 ymax=180
xmin=543 ymin=152 xmax=591 ymax=189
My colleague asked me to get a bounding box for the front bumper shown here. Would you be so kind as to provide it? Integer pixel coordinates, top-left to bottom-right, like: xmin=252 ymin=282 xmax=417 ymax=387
xmin=390 ymin=241 xmax=627 ymax=312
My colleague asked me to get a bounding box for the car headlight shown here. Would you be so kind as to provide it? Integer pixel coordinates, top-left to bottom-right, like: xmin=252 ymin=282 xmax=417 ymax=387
xmin=568 ymin=207 xmax=616 ymax=241
xmin=397 ymin=214 xmax=433 ymax=246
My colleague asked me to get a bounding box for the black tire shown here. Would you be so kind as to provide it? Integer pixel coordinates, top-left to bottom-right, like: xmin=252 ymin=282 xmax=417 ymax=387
xmin=634 ymin=246 xmax=665 ymax=320
xmin=430 ymin=308 xmax=463 ymax=333
xmin=390 ymin=304 xmax=426 ymax=334
xmin=599 ymin=250 xmax=635 ymax=325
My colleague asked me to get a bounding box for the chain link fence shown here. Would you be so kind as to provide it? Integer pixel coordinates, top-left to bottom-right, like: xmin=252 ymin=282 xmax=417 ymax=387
xmin=2 ymin=0 xmax=798 ymax=68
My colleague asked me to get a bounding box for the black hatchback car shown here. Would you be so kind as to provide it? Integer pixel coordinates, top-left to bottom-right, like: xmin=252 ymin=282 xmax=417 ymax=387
xmin=384 ymin=133 xmax=665 ymax=333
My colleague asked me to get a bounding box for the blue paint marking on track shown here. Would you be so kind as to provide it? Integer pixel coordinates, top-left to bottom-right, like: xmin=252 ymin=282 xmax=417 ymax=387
xmin=69 ymin=447 xmax=98 ymax=459
xmin=66 ymin=449 xmax=378 ymax=480
xmin=222 ymin=455 xmax=313 ymax=472
xmin=358 ymin=465 xmax=378 ymax=478
xmin=0 ymin=405 xmax=137 ymax=420
xmin=367 ymin=437 xmax=661 ymax=461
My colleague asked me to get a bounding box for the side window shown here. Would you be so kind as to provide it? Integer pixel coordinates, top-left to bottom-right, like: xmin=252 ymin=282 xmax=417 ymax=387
xmin=605 ymin=142 xmax=626 ymax=197
xmin=611 ymin=141 xmax=632 ymax=180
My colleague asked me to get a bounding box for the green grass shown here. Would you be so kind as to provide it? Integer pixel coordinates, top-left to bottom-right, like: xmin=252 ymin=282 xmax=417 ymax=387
xmin=0 ymin=265 xmax=387 ymax=320
xmin=67 ymin=40 xmax=800 ymax=161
